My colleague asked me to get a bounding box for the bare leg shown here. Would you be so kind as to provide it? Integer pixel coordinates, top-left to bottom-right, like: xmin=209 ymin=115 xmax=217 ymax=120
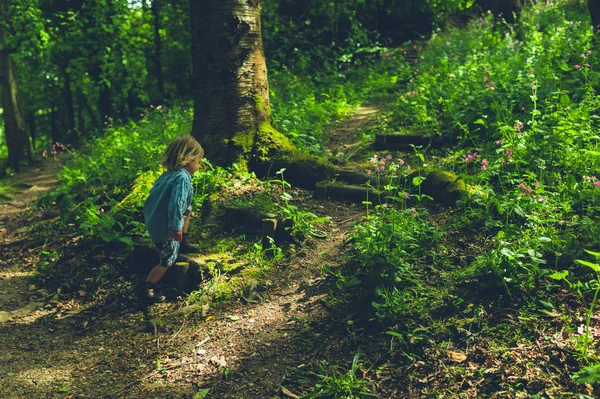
xmin=145 ymin=265 xmax=168 ymax=284
xmin=182 ymin=213 xmax=191 ymax=234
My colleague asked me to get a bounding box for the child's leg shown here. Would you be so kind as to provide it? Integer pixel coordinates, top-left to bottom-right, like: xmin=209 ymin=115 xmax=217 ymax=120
xmin=181 ymin=212 xmax=200 ymax=253
xmin=145 ymin=265 xmax=168 ymax=284
xmin=182 ymin=212 xmax=191 ymax=233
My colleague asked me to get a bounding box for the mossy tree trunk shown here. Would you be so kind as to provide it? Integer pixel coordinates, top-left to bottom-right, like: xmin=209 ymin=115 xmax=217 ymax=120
xmin=190 ymin=0 xmax=333 ymax=187
xmin=0 ymin=50 xmax=31 ymax=172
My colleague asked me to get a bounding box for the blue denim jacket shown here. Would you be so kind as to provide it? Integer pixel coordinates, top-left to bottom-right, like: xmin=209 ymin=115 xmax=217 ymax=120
xmin=144 ymin=168 xmax=193 ymax=243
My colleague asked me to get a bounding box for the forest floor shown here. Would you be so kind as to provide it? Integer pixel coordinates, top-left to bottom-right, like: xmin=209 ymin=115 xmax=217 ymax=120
xmin=0 ymin=106 xmax=392 ymax=399
xmin=0 ymin=103 xmax=594 ymax=399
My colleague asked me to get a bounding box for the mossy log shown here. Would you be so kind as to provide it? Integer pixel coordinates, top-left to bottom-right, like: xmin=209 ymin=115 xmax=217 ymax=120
xmin=315 ymin=170 xmax=471 ymax=207
xmin=249 ymin=149 xmax=337 ymax=190
xmin=315 ymin=181 xmax=374 ymax=204
xmin=221 ymin=205 xmax=292 ymax=243
xmin=374 ymin=134 xmax=458 ymax=151
xmin=128 ymin=241 xmax=210 ymax=291
xmin=419 ymin=170 xmax=468 ymax=206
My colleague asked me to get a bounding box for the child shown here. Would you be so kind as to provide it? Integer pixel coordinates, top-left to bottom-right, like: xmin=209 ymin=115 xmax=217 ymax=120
xmin=140 ymin=134 xmax=204 ymax=303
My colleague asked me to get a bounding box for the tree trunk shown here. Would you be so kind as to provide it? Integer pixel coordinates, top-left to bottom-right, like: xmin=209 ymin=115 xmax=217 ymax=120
xmin=151 ymin=0 xmax=165 ymax=102
xmin=50 ymin=107 xmax=61 ymax=144
xmin=63 ymin=69 xmax=75 ymax=136
xmin=0 ymin=51 xmax=31 ymax=171
xmin=190 ymin=0 xmax=335 ymax=188
xmin=27 ymin=111 xmax=36 ymax=150
xmin=589 ymin=0 xmax=600 ymax=33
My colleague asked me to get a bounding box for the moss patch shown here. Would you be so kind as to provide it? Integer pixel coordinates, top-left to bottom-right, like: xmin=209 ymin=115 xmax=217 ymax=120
xmin=420 ymin=170 xmax=468 ymax=206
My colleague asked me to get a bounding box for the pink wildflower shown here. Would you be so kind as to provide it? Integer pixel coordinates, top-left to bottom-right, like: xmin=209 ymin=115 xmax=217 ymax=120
xmin=495 ymin=140 xmax=501 ymax=145
xmin=481 ymin=165 xmax=487 ymax=171
xmin=502 ymin=158 xmax=506 ymax=164
xmin=482 ymin=159 xmax=487 ymax=165
xmin=575 ymin=64 xmax=580 ymax=69
xmin=594 ymin=181 xmax=600 ymax=187
xmin=506 ymin=149 xmax=513 ymax=157
xmin=588 ymin=50 xmax=593 ymax=55
xmin=404 ymin=192 xmax=410 ymax=199
xmin=465 ymin=155 xmax=473 ymax=163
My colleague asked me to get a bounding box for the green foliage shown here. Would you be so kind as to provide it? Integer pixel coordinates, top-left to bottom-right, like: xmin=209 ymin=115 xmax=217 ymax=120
xmin=285 ymin=351 xmax=376 ymax=399
xmin=272 ymin=169 xmax=330 ymax=241
xmin=37 ymin=105 xmax=219 ymax=247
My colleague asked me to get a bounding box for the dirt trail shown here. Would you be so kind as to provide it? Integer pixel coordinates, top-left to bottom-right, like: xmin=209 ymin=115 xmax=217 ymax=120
xmin=0 ymin=107 xmax=388 ymax=398
xmin=0 ymin=160 xmax=61 ymax=318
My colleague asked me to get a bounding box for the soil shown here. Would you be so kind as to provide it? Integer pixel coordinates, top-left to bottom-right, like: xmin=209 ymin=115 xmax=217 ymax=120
xmin=0 ymin=108 xmax=387 ymax=399
xmin=0 ymin=105 xmax=592 ymax=399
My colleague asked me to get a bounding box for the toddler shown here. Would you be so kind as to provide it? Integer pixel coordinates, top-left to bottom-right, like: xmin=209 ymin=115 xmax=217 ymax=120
xmin=140 ymin=134 xmax=204 ymax=303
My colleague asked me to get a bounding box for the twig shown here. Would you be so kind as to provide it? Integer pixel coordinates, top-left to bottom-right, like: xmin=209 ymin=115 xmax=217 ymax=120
xmin=165 ymin=318 xmax=187 ymax=346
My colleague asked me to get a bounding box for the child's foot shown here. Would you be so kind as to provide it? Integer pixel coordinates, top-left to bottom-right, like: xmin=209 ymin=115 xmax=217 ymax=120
xmin=180 ymin=234 xmax=201 ymax=254
xmin=139 ymin=283 xmax=166 ymax=304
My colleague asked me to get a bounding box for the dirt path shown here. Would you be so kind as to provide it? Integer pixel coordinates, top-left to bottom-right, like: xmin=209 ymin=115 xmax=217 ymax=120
xmin=0 ymin=107 xmax=388 ymax=398
xmin=0 ymin=159 xmax=61 ymax=319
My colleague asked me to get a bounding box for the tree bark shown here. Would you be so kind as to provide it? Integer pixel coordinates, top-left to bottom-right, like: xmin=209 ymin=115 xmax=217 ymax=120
xmin=63 ymin=69 xmax=75 ymax=136
xmin=0 ymin=51 xmax=31 ymax=171
xmin=190 ymin=0 xmax=335 ymax=189
xmin=190 ymin=0 xmax=268 ymax=164
xmin=589 ymin=0 xmax=600 ymax=33
xmin=151 ymin=0 xmax=165 ymax=102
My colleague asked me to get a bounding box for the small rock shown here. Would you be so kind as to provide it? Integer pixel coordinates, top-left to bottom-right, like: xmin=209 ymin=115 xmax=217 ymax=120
xmin=197 ymin=349 xmax=207 ymax=356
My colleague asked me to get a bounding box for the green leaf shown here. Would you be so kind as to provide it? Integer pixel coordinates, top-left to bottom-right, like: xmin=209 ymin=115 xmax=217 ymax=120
xmin=386 ymin=331 xmax=403 ymax=339
xmin=119 ymin=237 xmax=133 ymax=247
xmin=226 ymin=315 xmax=240 ymax=321
xmin=576 ymin=259 xmax=600 ymax=273
xmin=194 ymin=389 xmax=210 ymax=399
xmin=474 ymin=118 xmax=486 ymax=125
xmin=558 ymin=61 xmax=571 ymax=71
xmin=412 ymin=176 xmax=425 ymax=186
xmin=585 ymin=250 xmax=600 ymax=257
xmin=549 ymin=270 xmax=569 ymax=280
xmin=560 ymin=94 xmax=571 ymax=106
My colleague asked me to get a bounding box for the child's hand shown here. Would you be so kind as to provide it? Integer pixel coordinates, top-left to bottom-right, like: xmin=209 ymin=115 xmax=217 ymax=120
xmin=172 ymin=231 xmax=183 ymax=242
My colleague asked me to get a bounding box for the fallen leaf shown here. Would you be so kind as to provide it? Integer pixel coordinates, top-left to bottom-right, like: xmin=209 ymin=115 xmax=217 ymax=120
xmin=448 ymin=350 xmax=467 ymax=363
xmin=281 ymin=387 xmax=299 ymax=398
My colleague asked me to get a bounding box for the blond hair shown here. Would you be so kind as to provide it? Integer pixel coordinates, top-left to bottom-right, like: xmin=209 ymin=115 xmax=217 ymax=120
xmin=162 ymin=135 xmax=204 ymax=171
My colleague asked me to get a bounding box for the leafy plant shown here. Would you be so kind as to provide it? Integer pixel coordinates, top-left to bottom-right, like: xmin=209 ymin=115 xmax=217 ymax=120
xmin=550 ymin=249 xmax=600 ymax=362
xmin=285 ymin=351 xmax=376 ymax=399
xmin=268 ymin=168 xmax=330 ymax=240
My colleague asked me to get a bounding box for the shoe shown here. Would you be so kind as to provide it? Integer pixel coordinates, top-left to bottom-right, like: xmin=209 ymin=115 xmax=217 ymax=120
xmin=180 ymin=234 xmax=201 ymax=254
xmin=139 ymin=283 xmax=166 ymax=304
